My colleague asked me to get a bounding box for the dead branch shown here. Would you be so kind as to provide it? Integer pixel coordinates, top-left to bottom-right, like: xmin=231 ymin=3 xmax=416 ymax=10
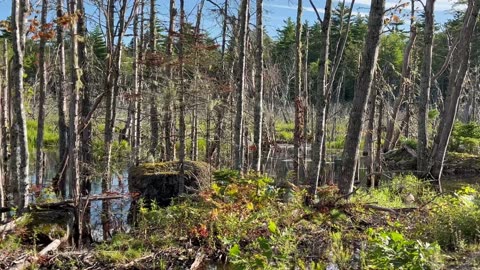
xmin=8 ymin=239 xmax=61 ymax=270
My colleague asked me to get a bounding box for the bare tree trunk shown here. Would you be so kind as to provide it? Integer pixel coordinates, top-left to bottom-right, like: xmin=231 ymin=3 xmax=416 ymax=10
xmin=211 ymin=0 xmax=229 ymax=167
xmin=309 ymin=0 xmax=332 ymax=196
xmin=430 ymin=0 xmax=480 ymax=189
xmin=417 ymin=0 xmax=435 ymax=176
xmin=384 ymin=1 xmax=416 ymax=151
xmin=132 ymin=2 xmax=140 ymax=164
xmin=189 ymin=0 xmax=205 ymax=162
xmin=339 ymin=0 xmax=384 ymax=195
xmin=55 ymin=0 xmax=68 ymax=195
xmin=135 ymin=0 xmax=145 ymax=165
xmin=68 ymin=0 xmax=82 ymax=246
xmin=233 ymin=0 xmax=249 ymax=172
xmin=364 ymin=77 xmax=377 ymax=187
xmin=178 ymin=0 xmax=187 ymax=193
xmin=253 ymin=0 xmax=264 ymax=172
xmin=374 ymin=93 xmax=383 ymax=187
xmin=1 ymin=38 xmax=9 ymax=220
xmin=0 ymin=48 xmax=5 ymax=221
xmin=149 ymin=0 xmax=159 ymax=159
xmin=102 ymin=0 xmax=133 ymax=240
xmin=163 ymin=0 xmax=176 ymax=161
xmin=10 ymin=0 xmax=30 ymax=209
xmin=35 ymin=0 xmax=49 ymax=187
xmin=293 ymin=0 xmax=304 ymax=184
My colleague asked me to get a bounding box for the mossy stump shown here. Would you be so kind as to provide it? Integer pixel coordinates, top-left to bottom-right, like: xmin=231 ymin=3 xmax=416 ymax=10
xmin=129 ymin=161 xmax=211 ymax=206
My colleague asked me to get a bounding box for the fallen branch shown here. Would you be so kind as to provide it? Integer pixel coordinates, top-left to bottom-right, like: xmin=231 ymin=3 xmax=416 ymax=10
xmin=121 ymin=253 xmax=154 ymax=269
xmin=0 ymin=216 xmax=26 ymax=237
xmin=364 ymin=204 xmax=418 ymax=215
xmin=190 ymin=252 xmax=206 ymax=270
xmin=8 ymin=239 xmax=61 ymax=270
xmin=364 ymin=204 xmax=398 ymax=214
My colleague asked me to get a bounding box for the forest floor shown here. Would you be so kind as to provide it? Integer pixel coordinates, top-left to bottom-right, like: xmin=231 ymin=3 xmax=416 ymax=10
xmin=2 ymin=171 xmax=480 ymax=269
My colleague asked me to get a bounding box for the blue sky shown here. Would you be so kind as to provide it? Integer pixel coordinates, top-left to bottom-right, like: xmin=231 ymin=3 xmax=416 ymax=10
xmin=0 ymin=0 xmax=462 ymax=41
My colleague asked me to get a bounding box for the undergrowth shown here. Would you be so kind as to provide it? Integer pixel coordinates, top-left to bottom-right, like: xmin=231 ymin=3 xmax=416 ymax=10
xmin=87 ymin=173 xmax=479 ymax=269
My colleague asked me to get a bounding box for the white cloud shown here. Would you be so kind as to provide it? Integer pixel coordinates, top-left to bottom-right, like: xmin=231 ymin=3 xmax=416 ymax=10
xmin=265 ymin=3 xmax=322 ymax=13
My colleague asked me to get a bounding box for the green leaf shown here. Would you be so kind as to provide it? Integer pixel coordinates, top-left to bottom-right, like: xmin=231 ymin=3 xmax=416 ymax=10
xmin=268 ymin=221 xmax=277 ymax=234
xmin=229 ymin=244 xmax=240 ymax=257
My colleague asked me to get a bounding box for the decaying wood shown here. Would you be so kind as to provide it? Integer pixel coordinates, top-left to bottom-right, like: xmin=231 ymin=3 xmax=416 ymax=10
xmin=190 ymin=252 xmax=206 ymax=270
xmin=8 ymin=239 xmax=61 ymax=270
xmin=0 ymin=194 xmax=128 ymax=213
xmin=121 ymin=253 xmax=154 ymax=269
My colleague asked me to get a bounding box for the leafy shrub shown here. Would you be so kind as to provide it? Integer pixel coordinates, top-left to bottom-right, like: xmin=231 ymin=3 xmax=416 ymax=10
xmin=450 ymin=122 xmax=480 ymax=154
xmin=351 ymin=175 xmax=435 ymax=208
xmin=365 ymin=228 xmax=444 ymax=269
xmin=414 ymin=186 xmax=480 ymax=251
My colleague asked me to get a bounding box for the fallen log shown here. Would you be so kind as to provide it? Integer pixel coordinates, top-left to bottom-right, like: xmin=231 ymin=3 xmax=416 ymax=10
xmin=0 ymin=194 xmax=129 ymax=213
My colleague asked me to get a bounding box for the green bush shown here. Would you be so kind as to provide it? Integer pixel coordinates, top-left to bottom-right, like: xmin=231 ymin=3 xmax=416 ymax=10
xmin=365 ymin=228 xmax=444 ymax=269
xmin=414 ymin=186 xmax=480 ymax=251
xmin=450 ymin=122 xmax=480 ymax=154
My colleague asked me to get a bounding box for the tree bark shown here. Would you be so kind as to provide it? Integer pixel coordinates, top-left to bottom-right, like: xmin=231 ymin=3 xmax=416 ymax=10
xmin=10 ymin=0 xmax=30 ymax=209
xmin=149 ymin=0 xmax=159 ymax=159
xmin=339 ymin=0 xmax=384 ymax=195
xmin=293 ymin=0 xmax=304 ymax=184
xmin=35 ymin=0 xmax=49 ymax=187
xmin=309 ymin=0 xmax=332 ymax=196
xmin=417 ymin=0 xmax=435 ymax=176
xmin=163 ymin=0 xmax=176 ymax=161
xmin=253 ymin=0 xmax=264 ymax=172
xmin=233 ymin=0 xmax=249 ymax=172
xmin=430 ymin=0 xmax=480 ymax=188
xmin=56 ymin=0 xmax=68 ymax=196
xmin=364 ymin=77 xmax=377 ymax=187
xmin=179 ymin=0 xmax=186 ymax=193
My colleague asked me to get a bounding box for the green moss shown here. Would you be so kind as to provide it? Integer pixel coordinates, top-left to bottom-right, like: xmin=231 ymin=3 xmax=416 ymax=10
xmin=130 ymin=161 xmax=210 ymax=178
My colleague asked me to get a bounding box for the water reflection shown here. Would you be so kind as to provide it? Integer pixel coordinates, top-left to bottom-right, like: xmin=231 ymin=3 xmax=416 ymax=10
xmin=90 ymin=171 xmax=131 ymax=241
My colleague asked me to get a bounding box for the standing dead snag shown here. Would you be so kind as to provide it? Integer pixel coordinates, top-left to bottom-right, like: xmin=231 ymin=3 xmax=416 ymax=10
xmin=293 ymin=0 xmax=304 ymax=184
xmin=339 ymin=0 xmax=384 ymax=195
xmin=233 ymin=0 xmax=249 ymax=172
xmin=10 ymin=0 xmax=30 ymax=209
xmin=253 ymin=0 xmax=264 ymax=172
xmin=430 ymin=0 xmax=480 ymax=189
xmin=35 ymin=0 xmax=49 ymax=187
xmin=308 ymin=0 xmax=332 ymax=196
xmin=417 ymin=0 xmax=435 ymax=177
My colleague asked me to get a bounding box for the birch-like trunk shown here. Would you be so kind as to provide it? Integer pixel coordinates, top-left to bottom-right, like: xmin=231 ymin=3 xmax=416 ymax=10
xmin=253 ymin=0 xmax=264 ymax=172
xmin=56 ymin=0 xmax=68 ymax=195
xmin=10 ymin=0 xmax=30 ymax=209
xmin=339 ymin=0 xmax=384 ymax=195
xmin=233 ymin=0 xmax=249 ymax=172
